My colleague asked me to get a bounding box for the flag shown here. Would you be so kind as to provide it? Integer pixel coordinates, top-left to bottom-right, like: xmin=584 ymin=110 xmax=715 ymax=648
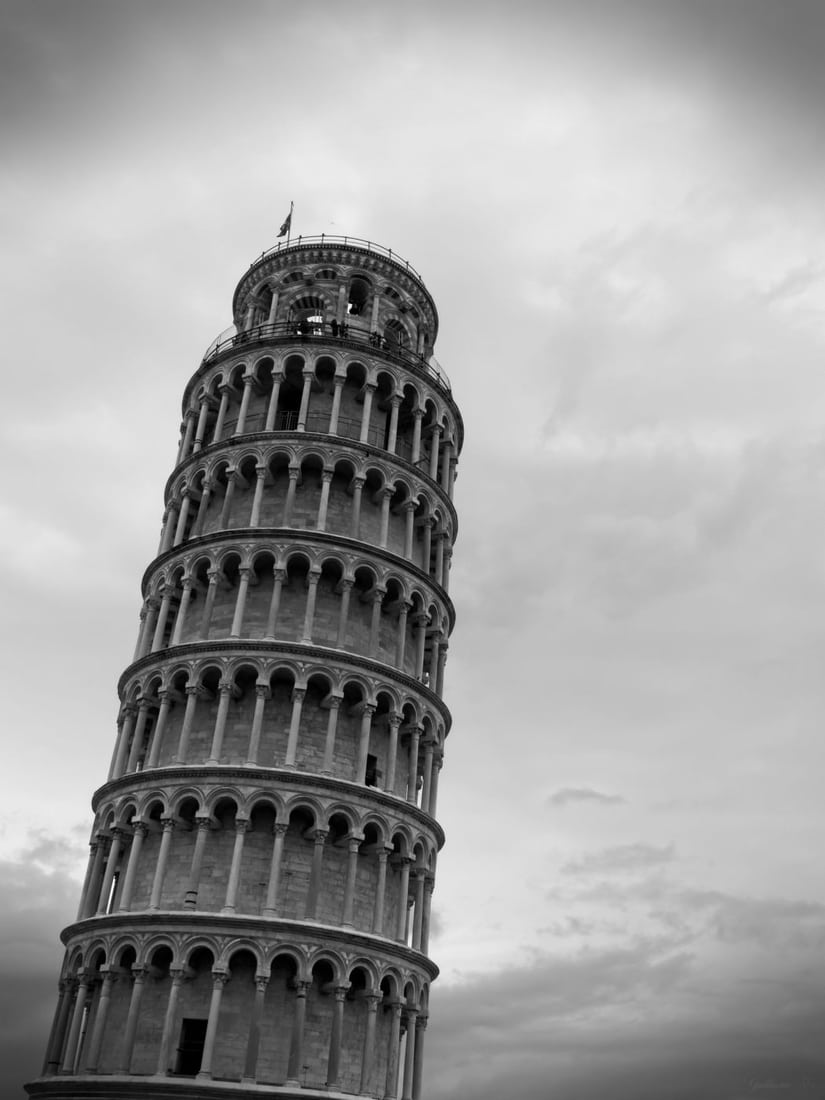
xmin=278 ymin=204 xmax=293 ymax=238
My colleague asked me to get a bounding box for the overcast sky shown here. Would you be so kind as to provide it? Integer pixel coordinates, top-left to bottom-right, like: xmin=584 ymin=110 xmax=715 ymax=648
xmin=3 ymin=1 xmax=825 ymax=1097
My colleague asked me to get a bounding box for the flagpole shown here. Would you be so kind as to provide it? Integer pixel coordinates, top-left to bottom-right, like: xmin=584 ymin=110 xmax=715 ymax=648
xmin=287 ymin=200 xmax=293 ymax=245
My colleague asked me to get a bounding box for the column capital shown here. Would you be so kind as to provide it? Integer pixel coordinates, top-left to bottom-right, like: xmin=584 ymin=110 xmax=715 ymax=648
xmin=234 ymin=817 xmax=251 ymax=834
xmin=352 ymin=475 xmax=366 ymax=489
xmin=273 ymin=821 xmax=290 ymax=837
xmin=273 ymin=566 xmax=287 ymax=582
xmin=293 ymin=979 xmax=311 ymax=997
xmin=333 ymin=985 xmax=349 ymax=1002
xmin=254 ymin=683 xmax=271 ymax=700
xmin=254 ymin=975 xmax=269 ymax=993
xmin=131 ymin=821 xmax=149 ymax=839
xmin=160 ymin=816 xmax=177 ymax=833
xmin=131 ymin=965 xmax=148 ymax=983
xmin=312 ymin=827 xmax=329 ymax=844
xmin=195 ymin=815 xmax=213 ymax=832
xmin=211 ymin=969 xmax=230 ymax=988
xmin=169 ymin=967 xmax=185 ymax=984
xmin=291 ymin=687 xmax=306 ymax=703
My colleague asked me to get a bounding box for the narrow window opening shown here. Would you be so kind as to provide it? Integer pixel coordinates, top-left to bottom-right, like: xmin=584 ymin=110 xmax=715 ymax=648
xmin=175 ymin=1018 xmax=208 ymax=1076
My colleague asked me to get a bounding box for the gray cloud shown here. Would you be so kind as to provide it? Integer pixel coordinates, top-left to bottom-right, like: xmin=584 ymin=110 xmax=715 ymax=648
xmin=561 ymin=843 xmax=675 ymax=875
xmin=548 ymin=787 xmax=626 ymax=808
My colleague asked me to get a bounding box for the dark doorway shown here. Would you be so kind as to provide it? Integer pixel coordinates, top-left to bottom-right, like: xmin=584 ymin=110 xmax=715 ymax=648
xmin=175 ymin=1018 xmax=207 ymax=1076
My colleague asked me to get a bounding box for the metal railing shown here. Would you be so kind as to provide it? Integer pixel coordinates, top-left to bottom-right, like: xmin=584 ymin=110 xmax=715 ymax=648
xmin=248 ymin=234 xmax=424 ymax=282
xmin=201 ymin=320 xmax=452 ymax=392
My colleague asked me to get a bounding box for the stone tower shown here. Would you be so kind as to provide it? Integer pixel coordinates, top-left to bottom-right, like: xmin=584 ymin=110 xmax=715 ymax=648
xmin=27 ymin=235 xmax=461 ymax=1100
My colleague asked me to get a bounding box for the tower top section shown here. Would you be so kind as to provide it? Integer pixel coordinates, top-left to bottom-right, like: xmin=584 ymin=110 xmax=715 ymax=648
xmin=196 ymin=234 xmax=450 ymax=397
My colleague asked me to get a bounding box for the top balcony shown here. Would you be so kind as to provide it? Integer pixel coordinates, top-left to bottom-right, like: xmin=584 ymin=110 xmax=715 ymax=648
xmin=201 ymin=319 xmax=452 ymax=394
xmin=248 ymin=234 xmax=426 ymax=283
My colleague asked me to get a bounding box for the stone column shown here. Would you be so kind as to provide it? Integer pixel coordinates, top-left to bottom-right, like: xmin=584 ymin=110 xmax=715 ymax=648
xmin=372 ymin=846 xmax=391 ymax=935
xmin=184 ymin=817 xmax=212 ymax=908
xmin=96 ymin=829 xmax=124 ymax=915
xmin=221 ymin=817 xmax=250 ymax=914
xmin=235 ymin=375 xmax=255 ymax=434
xmin=412 ymin=1015 xmax=427 ymax=1100
xmin=412 ymin=870 xmax=426 ymax=950
xmin=360 ymin=991 xmax=381 ymax=1093
xmin=230 ymin=567 xmax=252 ymax=637
xmin=172 ymin=491 xmax=192 ymax=546
xmin=264 ymin=567 xmax=286 ymax=638
xmin=355 ymin=703 xmax=376 ymax=783
xmin=159 ymin=505 xmax=178 ymax=555
xmin=384 ymin=1000 xmax=403 ymax=1100
xmin=117 ymin=822 xmax=147 ymax=912
xmin=420 ymin=517 xmax=433 ymax=575
xmin=192 ymin=397 xmax=210 ymax=453
xmin=385 ymin=714 xmax=401 ymax=793
xmin=211 ymin=385 xmax=231 ymax=443
xmin=282 ymin=467 xmax=299 ymax=525
xmin=428 ymin=424 xmax=442 ymax=481
xmin=395 ymin=604 xmax=410 ymax=671
xmin=154 ymin=968 xmax=183 ymax=1076
xmin=60 ymin=973 xmax=90 ymax=1073
xmin=421 ymin=877 xmax=435 ymax=954
xmin=126 ymin=699 xmax=151 ymax=773
xmin=396 ymin=858 xmax=411 ymax=942
xmin=421 ymin=739 xmax=435 ymax=813
xmin=207 ymin=680 xmax=234 ymax=764
xmin=149 ymin=817 xmax=175 ymax=910
xmin=434 ymin=532 xmax=445 ymax=586
xmin=428 ymin=634 xmax=440 ymax=689
xmin=316 ymin=470 xmax=333 ymax=530
xmin=401 ymin=1006 xmax=418 ymax=1100
xmin=150 ymin=586 xmax=175 ymax=652
xmin=267 ymin=290 xmax=280 ymax=323
xmin=403 ymin=502 xmax=416 ymax=559
xmin=368 ymin=590 xmax=384 ymax=657
xmin=242 ymin=975 xmax=269 ymax=1082
xmin=174 ymin=685 xmax=201 ymax=763
xmin=336 ymin=579 xmax=353 ymax=647
xmin=177 ymin=408 xmax=197 ymax=461
xmin=297 ymin=370 xmax=313 ymax=431
xmin=249 ymin=466 xmax=267 ymax=526
xmin=321 ymin=695 xmax=341 ymax=773
xmin=411 ymin=409 xmax=425 ymax=464
xmin=246 ymin=684 xmax=270 ymax=766
xmin=265 ymin=365 xmax=283 ymax=424
xmin=45 ymin=979 xmax=74 ymax=1073
xmin=218 ymin=470 xmax=237 ymax=527
xmin=322 ymin=985 xmax=346 ymax=1089
xmin=262 ymin=821 xmax=289 ymax=916
xmin=263 ymin=370 xmax=283 ymax=431
xmin=436 ymin=642 xmax=448 ymax=697
xmin=191 ymin=479 xmax=212 ymax=538
xmin=169 ymin=580 xmax=194 ymax=646
xmin=285 ymin=688 xmax=305 ymax=766
xmin=301 ymin=569 xmax=320 ymax=643
xmin=440 ymin=441 xmax=452 ymax=491
xmin=132 ymin=604 xmax=150 ymax=663
xmin=406 ymin=726 xmax=421 ymax=805
xmin=78 ymin=836 xmax=106 ymax=919
xmin=350 ymin=476 xmax=365 ymax=539
xmin=198 ymin=569 xmax=220 ymax=638
xmin=196 ymin=971 xmax=229 ymax=1080
xmin=305 ymin=828 xmax=328 ymax=919
xmin=414 ymin=614 xmax=428 ymax=680
xmin=341 ymin=836 xmax=361 ymax=926
xmin=286 ymin=980 xmax=310 ymax=1085
xmin=359 ymin=382 xmax=376 ymax=443
xmin=328 ymin=376 xmax=344 ymax=434
xmin=83 ymin=969 xmax=114 ymax=1073
xmin=116 ymin=966 xmax=147 ymax=1074
xmin=428 ymin=754 xmax=443 ymax=819
xmin=146 ymin=689 xmax=173 ymax=768
xmin=387 ymin=395 xmax=401 ymax=453
xmin=379 ymin=488 xmax=393 ymax=548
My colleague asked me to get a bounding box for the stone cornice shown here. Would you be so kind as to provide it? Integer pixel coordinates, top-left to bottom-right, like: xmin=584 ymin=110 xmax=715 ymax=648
xmin=163 ymin=429 xmax=459 ymax=536
xmin=140 ymin=524 xmax=456 ymax=628
xmin=117 ymin=639 xmax=453 ymax=733
xmin=60 ymin=910 xmax=440 ymax=980
xmin=91 ymin=763 xmax=446 ymax=849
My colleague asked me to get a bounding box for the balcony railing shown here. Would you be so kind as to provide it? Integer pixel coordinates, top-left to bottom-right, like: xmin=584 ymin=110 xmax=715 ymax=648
xmin=248 ymin=234 xmax=425 ymax=282
xmin=201 ymin=320 xmax=451 ymax=393
xmin=218 ymin=409 xmax=415 ymax=459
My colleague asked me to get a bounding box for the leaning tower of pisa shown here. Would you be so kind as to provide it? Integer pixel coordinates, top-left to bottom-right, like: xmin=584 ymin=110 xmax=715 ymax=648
xmin=27 ymin=235 xmax=461 ymax=1100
